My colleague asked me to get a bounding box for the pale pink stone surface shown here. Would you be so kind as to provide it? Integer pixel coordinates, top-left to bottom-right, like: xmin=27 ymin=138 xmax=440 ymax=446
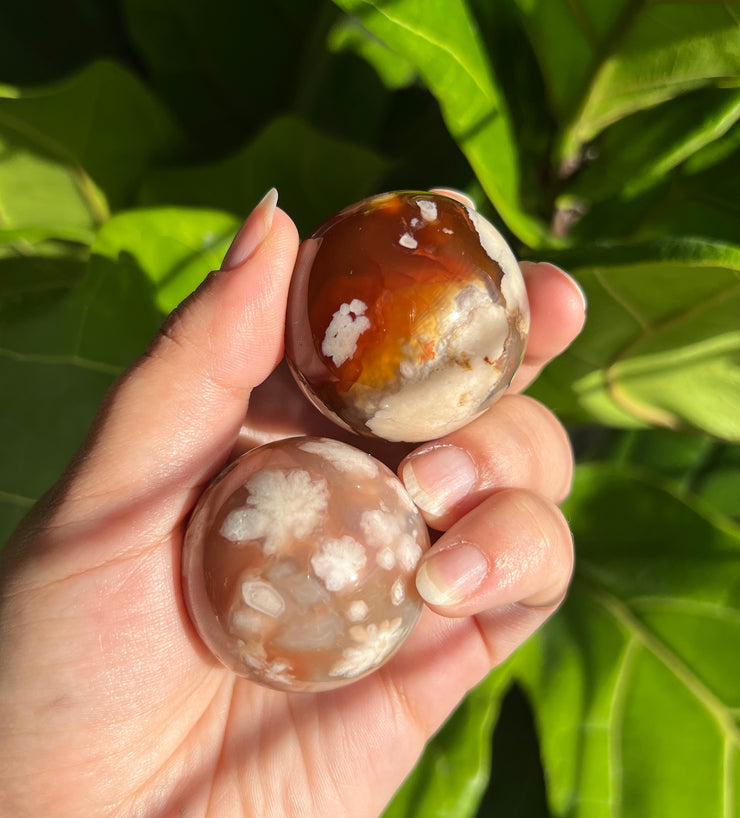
xmin=182 ymin=436 xmax=430 ymax=692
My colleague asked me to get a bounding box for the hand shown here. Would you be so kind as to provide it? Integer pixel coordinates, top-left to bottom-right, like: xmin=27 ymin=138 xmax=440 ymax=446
xmin=0 ymin=189 xmax=585 ymax=817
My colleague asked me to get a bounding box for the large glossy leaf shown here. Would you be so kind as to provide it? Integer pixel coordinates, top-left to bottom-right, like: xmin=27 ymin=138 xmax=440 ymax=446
xmin=569 ymin=131 xmax=740 ymax=249
xmin=90 ymin=207 xmax=240 ymax=315
xmin=562 ymin=87 xmax=740 ymax=208
xmin=528 ymin=239 xmax=740 ymax=441
xmin=139 ymin=115 xmax=389 ymax=236
xmin=384 ymin=667 xmax=512 ymax=818
xmin=515 ymin=464 xmax=740 ymax=817
xmin=578 ymin=427 xmax=740 ymax=523
xmin=513 ymin=0 xmax=740 ymax=164
xmin=332 ymin=0 xmax=548 ymax=246
xmin=0 ymin=207 xmax=236 ymax=543
xmin=327 ymin=17 xmax=416 ymax=90
xmin=0 ymin=60 xmax=180 ymax=234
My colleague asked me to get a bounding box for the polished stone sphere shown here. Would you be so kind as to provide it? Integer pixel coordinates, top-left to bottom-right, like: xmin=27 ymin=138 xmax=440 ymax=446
xmin=285 ymin=191 xmax=529 ymax=442
xmin=182 ymin=436 xmax=430 ymax=692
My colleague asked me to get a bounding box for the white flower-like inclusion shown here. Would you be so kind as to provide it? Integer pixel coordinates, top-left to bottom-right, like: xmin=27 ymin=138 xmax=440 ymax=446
xmin=347 ymin=600 xmax=369 ymax=622
xmin=329 ymin=618 xmax=404 ymax=678
xmin=399 ymin=232 xmax=418 ymax=249
xmin=311 ymin=536 xmax=367 ymax=592
xmin=299 ymin=438 xmax=379 ymax=478
xmin=361 ymin=509 xmax=422 ymax=571
xmin=240 ymin=645 xmax=294 ymax=685
xmin=322 ymin=298 xmax=371 ymax=367
xmin=220 ymin=469 xmax=328 ymax=555
xmin=417 ymin=199 xmax=438 ymax=221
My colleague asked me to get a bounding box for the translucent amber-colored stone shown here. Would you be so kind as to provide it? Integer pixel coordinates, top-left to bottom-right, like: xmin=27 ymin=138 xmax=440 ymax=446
xmin=182 ymin=436 xmax=430 ymax=692
xmin=285 ymin=191 xmax=529 ymax=442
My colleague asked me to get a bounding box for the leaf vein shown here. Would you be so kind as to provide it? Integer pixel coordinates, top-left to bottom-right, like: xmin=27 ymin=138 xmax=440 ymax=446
xmin=582 ymin=573 xmax=740 ymax=748
xmin=0 ymin=346 xmax=122 ymax=375
xmin=359 ymin=0 xmax=495 ymax=103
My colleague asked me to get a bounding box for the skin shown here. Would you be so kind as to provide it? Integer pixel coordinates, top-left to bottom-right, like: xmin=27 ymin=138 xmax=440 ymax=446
xmin=0 ymin=191 xmax=585 ymax=817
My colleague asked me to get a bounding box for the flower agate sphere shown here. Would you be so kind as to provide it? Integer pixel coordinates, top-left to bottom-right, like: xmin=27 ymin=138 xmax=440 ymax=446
xmin=285 ymin=191 xmax=530 ymax=442
xmin=182 ymin=436 xmax=430 ymax=692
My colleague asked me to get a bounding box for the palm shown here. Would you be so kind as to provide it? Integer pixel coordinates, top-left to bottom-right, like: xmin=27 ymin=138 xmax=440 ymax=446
xmin=3 ymin=370 xmax=462 ymax=816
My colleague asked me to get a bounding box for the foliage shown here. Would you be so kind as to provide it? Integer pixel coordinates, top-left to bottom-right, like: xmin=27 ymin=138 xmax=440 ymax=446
xmin=1 ymin=1 xmax=739 ymax=816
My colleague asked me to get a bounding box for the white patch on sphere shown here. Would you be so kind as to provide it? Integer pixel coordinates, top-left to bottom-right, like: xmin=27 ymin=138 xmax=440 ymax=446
xmin=311 ymin=536 xmax=367 ymax=592
xmin=417 ymin=199 xmax=438 ymax=221
xmin=322 ymin=299 xmax=371 ymax=366
xmin=329 ymin=618 xmax=404 ymax=678
xmin=241 ymin=579 xmax=286 ymax=618
xmin=220 ymin=469 xmax=328 ymax=555
xmin=347 ymin=600 xmax=369 ymax=622
xmin=361 ymin=509 xmax=422 ymax=571
xmin=299 ymin=438 xmax=379 ymax=478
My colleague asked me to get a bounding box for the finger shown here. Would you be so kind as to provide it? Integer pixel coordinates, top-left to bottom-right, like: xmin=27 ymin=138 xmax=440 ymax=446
xmin=511 ymin=261 xmax=586 ymax=392
xmin=428 ymin=186 xmax=477 ymax=210
xmin=58 ymin=190 xmax=300 ymax=521
xmin=414 ymin=488 xmax=573 ymax=623
xmin=399 ymin=394 xmax=573 ymax=529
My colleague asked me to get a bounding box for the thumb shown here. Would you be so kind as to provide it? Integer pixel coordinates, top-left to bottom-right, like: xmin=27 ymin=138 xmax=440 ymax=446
xmin=56 ymin=189 xmax=300 ymax=524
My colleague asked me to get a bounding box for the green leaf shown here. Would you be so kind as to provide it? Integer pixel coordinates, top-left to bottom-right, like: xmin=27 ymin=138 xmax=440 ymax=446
xmin=90 ymin=207 xmax=240 ymax=315
xmin=328 ymin=18 xmax=416 ymax=90
xmin=0 ymin=207 xmax=234 ymax=542
xmin=332 ymin=0 xmax=548 ymax=246
xmin=0 ymin=244 xmax=88 ymax=297
xmin=139 ymin=115 xmax=389 ymax=236
xmin=0 ymin=129 xmax=99 ymax=234
xmin=516 ymin=464 xmax=740 ymax=818
xmin=694 ymin=448 xmax=740 ymax=521
xmin=527 ymin=239 xmax=740 ymax=441
xmin=384 ymin=667 xmax=512 ymax=818
xmin=513 ymin=0 xmax=740 ymax=164
xmin=0 ymin=60 xmax=181 ymax=230
xmin=561 ymin=87 xmax=740 ymax=208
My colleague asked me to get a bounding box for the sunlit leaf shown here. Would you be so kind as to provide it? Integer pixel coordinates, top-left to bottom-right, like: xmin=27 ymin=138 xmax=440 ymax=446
xmin=513 ymin=0 xmax=740 ymax=164
xmin=332 ymin=0 xmax=548 ymax=246
xmin=328 ymin=17 xmax=416 ymax=90
xmin=0 ymin=60 xmax=180 ymax=236
xmin=0 ymin=207 xmax=234 ymax=542
xmin=562 ymin=87 xmax=740 ymax=208
xmin=528 ymin=239 xmax=740 ymax=441
xmin=516 ymin=464 xmax=740 ymax=818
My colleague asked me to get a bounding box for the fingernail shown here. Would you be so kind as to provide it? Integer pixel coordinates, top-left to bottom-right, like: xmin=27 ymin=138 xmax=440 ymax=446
xmin=430 ymin=187 xmax=477 ymax=210
xmin=416 ymin=543 xmax=489 ymax=607
xmin=221 ymin=187 xmax=278 ymax=271
xmin=402 ymin=446 xmax=477 ymax=518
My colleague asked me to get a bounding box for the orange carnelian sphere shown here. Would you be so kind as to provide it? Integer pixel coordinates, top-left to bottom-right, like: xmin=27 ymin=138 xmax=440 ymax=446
xmin=285 ymin=191 xmax=529 ymax=442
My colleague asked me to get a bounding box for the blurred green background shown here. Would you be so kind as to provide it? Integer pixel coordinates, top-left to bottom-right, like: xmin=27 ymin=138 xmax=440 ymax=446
xmin=1 ymin=1 xmax=739 ymax=816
